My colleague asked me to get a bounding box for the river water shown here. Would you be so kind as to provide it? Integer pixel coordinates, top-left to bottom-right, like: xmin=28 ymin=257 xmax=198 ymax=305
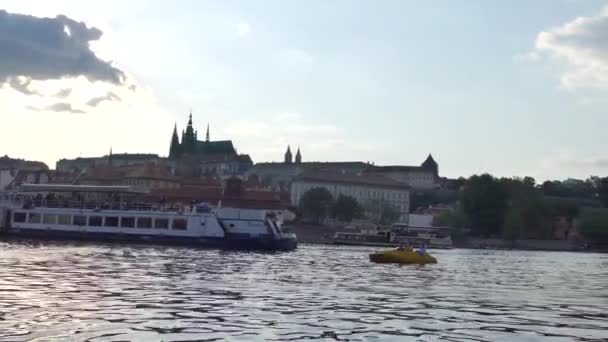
xmin=0 ymin=241 xmax=606 ymax=342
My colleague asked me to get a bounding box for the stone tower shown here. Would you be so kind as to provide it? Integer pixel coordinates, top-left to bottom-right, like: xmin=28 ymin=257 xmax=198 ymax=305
xmin=284 ymin=145 xmax=293 ymax=164
xmin=295 ymin=147 xmax=302 ymax=164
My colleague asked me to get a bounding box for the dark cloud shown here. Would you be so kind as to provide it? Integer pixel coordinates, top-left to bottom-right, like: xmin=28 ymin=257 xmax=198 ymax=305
xmin=0 ymin=10 xmax=125 ymax=88
xmin=8 ymin=77 xmax=40 ymax=95
xmin=85 ymin=91 xmax=121 ymax=107
xmin=45 ymin=102 xmax=85 ymax=114
xmin=55 ymin=88 xmax=72 ymax=98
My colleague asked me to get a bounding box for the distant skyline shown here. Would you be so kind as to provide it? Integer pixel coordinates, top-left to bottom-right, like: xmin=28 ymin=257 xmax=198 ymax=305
xmin=1 ymin=0 xmax=607 ymax=181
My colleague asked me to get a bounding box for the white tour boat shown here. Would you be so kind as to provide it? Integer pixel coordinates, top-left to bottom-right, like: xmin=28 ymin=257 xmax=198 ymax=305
xmin=0 ymin=184 xmax=297 ymax=251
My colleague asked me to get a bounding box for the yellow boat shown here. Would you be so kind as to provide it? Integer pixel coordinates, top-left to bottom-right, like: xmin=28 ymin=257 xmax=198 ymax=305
xmin=369 ymin=247 xmax=437 ymax=265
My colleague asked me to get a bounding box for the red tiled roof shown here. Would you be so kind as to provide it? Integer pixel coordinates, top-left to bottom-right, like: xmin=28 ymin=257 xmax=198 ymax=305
xmin=180 ymin=177 xmax=222 ymax=188
xmin=148 ymin=187 xmax=287 ymax=209
xmin=367 ymin=165 xmax=427 ymax=172
xmin=295 ymin=171 xmax=409 ymax=189
xmin=81 ymin=165 xmax=178 ymax=182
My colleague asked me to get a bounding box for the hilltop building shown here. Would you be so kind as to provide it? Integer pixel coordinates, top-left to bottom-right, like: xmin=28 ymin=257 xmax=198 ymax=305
xmin=169 ymin=113 xmax=237 ymax=159
xmin=56 ymin=151 xmax=163 ymax=173
xmin=365 ymin=154 xmax=440 ymax=190
xmin=0 ymin=156 xmax=50 ymax=191
xmin=247 ymin=146 xmax=372 ymax=190
xmin=168 ymin=112 xmax=253 ymax=177
xmin=247 ymin=148 xmax=441 ymax=191
xmin=0 ymin=155 xmax=48 ymax=171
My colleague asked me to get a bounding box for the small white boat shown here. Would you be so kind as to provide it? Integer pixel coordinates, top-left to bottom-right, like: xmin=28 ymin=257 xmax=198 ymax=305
xmin=334 ymin=225 xmax=452 ymax=249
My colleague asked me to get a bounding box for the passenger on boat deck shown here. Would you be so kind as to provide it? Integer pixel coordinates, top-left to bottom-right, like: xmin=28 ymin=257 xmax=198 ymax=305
xmin=416 ymin=244 xmax=427 ymax=255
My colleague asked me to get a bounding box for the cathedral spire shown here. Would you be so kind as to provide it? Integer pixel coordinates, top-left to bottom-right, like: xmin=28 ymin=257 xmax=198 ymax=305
xmin=284 ymin=145 xmax=293 ymax=164
xmin=295 ymin=146 xmax=302 ymax=164
xmin=187 ymin=110 xmax=193 ymax=128
xmin=206 ymin=123 xmax=210 ymax=142
xmin=169 ymin=122 xmax=180 ymax=159
xmin=183 ymin=110 xmax=196 ymax=153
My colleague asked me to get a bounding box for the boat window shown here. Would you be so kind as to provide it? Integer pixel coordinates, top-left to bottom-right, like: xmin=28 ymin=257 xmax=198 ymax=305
xmin=136 ymin=217 xmax=152 ymax=229
xmin=89 ymin=216 xmax=103 ymax=227
xmin=13 ymin=212 xmax=26 ymax=223
xmin=172 ymin=218 xmax=187 ymax=230
xmin=121 ymin=217 xmax=135 ymax=228
xmin=104 ymin=217 xmax=119 ymax=227
xmin=28 ymin=213 xmax=42 ymax=224
xmin=154 ymin=218 xmax=169 ymax=229
xmin=74 ymin=215 xmax=87 ymax=226
xmin=43 ymin=214 xmax=57 ymax=225
xmin=57 ymin=215 xmax=72 ymax=225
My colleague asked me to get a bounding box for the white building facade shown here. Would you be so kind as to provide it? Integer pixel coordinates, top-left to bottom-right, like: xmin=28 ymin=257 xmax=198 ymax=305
xmin=290 ymin=173 xmax=410 ymax=222
xmin=0 ymin=169 xmax=17 ymax=191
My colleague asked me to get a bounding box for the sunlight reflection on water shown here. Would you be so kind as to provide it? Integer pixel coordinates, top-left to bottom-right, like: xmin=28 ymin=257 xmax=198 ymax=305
xmin=0 ymin=241 xmax=606 ymax=341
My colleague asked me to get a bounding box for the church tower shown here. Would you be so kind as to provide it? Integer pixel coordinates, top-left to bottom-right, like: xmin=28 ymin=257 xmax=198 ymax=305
xmin=284 ymin=145 xmax=293 ymax=164
xmin=421 ymin=153 xmax=439 ymax=176
xmin=295 ymin=147 xmax=302 ymax=164
xmin=182 ymin=112 xmax=197 ymax=154
xmin=108 ymin=147 xmax=113 ymax=166
xmin=169 ymin=123 xmax=180 ymax=159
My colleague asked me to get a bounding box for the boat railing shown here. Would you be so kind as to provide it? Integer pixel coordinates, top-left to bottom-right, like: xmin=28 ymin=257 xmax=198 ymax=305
xmin=1 ymin=197 xmax=190 ymax=213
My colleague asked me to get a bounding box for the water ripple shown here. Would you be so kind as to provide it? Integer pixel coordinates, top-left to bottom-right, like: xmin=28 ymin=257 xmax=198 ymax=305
xmin=0 ymin=241 xmax=606 ymax=341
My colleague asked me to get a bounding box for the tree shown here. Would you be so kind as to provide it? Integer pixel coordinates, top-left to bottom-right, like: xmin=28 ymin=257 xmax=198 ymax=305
xmin=432 ymin=208 xmax=466 ymax=228
xmin=462 ymin=174 xmax=508 ymax=237
xmin=410 ymin=192 xmax=436 ymax=212
xmin=331 ymin=195 xmax=363 ymax=222
xmin=500 ymin=177 xmax=555 ymax=239
xmin=581 ymin=208 xmax=608 ymax=245
xmin=599 ymin=177 xmax=608 ymax=208
xmin=541 ymin=178 xmax=596 ymax=199
xmin=432 ymin=206 xmax=468 ymax=242
xmin=547 ymin=198 xmax=580 ymax=220
xmin=298 ymin=187 xmax=333 ymax=224
xmin=364 ymin=199 xmax=401 ymax=225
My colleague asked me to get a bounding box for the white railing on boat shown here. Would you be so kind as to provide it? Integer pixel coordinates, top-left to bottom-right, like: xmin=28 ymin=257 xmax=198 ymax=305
xmin=0 ymin=198 xmax=204 ymax=213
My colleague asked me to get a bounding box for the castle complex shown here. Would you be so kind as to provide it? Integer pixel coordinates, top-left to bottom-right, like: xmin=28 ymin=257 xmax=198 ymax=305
xmin=169 ymin=112 xmax=237 ymax=160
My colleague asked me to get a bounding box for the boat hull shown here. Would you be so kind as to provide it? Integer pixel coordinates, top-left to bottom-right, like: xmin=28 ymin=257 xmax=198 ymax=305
xmin=0 ymin=228 xmax=297 ymax=252
xmin=369 ymin=249 xmax=437 ymax=265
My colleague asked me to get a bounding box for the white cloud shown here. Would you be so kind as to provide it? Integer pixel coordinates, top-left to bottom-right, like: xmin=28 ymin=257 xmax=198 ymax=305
xmin=534 ymin=10 xmax=608 ymax=89
xmin=0 ymin=81 xmax=174 ymax=167
xmin=237 ymin=22 xmax=251 ymax=37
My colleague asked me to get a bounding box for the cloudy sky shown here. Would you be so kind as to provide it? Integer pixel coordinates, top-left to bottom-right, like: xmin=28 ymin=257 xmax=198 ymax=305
xmin=1 ymin=0 xmax=607 ymax=180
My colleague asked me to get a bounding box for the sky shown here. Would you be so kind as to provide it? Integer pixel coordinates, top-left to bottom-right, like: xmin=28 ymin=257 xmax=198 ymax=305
xmin=0 ymin=0 xmax=607 ymax=181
